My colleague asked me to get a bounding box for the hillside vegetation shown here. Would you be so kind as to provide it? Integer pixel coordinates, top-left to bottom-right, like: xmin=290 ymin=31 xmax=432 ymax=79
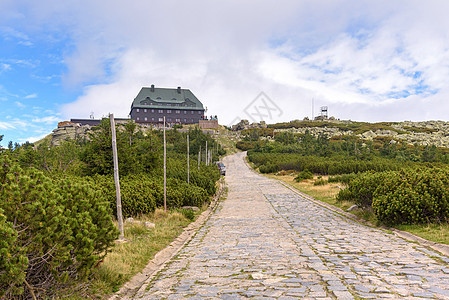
xmin=0 ymin=120 xmax=224 ymax=299
xmin=239 ymin=121 xmax=449 ymax=228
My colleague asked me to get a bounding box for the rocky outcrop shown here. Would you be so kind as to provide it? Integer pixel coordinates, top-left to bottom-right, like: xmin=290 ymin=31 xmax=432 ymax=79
xmin=232 ymin=120 xmax=267 ymax=131
xmin=51 ymin=123 xmax=92 ymax=146
xmin=274 ymin=120 xmax=449 ymax=148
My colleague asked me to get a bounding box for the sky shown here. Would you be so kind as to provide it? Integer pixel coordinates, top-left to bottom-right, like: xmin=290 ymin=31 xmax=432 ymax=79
xmin=1 ymin=0 xmax=449 ymax=146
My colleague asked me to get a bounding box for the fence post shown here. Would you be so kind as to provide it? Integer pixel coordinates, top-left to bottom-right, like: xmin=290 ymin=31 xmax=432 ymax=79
xmin=110 ymin=113 xmax=124 ymax=239
xmin=187 ymin=134 xmax=190 ymax=183
xmin=163 ymin=116 xmax=167 ymax=212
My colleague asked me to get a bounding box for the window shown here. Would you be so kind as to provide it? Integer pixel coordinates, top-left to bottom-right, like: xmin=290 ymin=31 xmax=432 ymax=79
xmin=184 ymin=118 xmax=187 ymax=122
xmin=144 ymin=109 xmax=147 ymax=112
xmin=191 ymin=111 xmax=194 ymax=114
xmin=198 ymin=111 xmax=201 ymax=114
xmin=137 ymin=117 xmax=140 ymax=121
xmin=151 ymin=109 xmax=154 ymax=113
xmin=175 ymin=118 xmax=180 ymax=122
xmin=136 ymin=108 xmax=140 ymax=113
xmin=158 ymin=117 xmax=163 ymax=122
xmin=144 ymin=117 xmax=147 ymax=121
xmin=167 ymin=110 xmax=171 ymax=113
xmin=151 ymin=117 xmax=155 ymax=121
xmin=183 ymin=111 xmax=186 ymax=114
xmin=158 ymin=109 xmax=163 ymax=113
xmin=167 ymin=118 xmax=172 ymax=122
xmin=175 ymin=110 xmax=180 ymax=114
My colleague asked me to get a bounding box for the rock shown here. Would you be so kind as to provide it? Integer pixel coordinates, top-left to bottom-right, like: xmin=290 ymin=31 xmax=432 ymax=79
xmin=125 ymin=217 xmax=135 ymax=224
xmin=181 ymin=206 xmax=200 ymax=212
xmin=346 ymin=205 xmax=359 ymax=212
xmin=144 ymin=221 xmax=156 ymax=229
xmin=362 ymin=130 xmax=376 ymax=139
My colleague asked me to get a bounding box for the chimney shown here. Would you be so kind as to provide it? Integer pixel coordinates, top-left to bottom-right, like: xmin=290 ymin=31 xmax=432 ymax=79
xmin=151 ymin=84 xmax=155 ymax=92
xmin=177 ymin=86 xmax=181 ymax=94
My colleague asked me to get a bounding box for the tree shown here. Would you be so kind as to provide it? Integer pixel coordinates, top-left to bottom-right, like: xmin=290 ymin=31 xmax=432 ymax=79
xmin=124 ymin=120 xmax=137 ymax=146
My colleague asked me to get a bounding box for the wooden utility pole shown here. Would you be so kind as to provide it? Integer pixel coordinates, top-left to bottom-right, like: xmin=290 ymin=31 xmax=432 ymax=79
xmin=163 ymin=116 xmax=167 ymax=212
xmin=110 ymin=113 xmax=124 ymax=239
xmin=198 ymin=145 xmax=201 ymax=170
xmin=205 ymin=140 xmax=208 ymax=166
xmin=187 ymin=134 xmax=190 ymax=183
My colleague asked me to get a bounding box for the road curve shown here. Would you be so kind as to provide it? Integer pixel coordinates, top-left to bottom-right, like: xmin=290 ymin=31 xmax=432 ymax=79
xmin=135 ymin=152 xmax=449 ymax=299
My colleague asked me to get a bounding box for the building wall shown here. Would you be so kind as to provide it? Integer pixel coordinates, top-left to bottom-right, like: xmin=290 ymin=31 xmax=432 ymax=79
xmin=199 ymin=120 xmax=219 ymax=129
xmin=131 ymin=108 xmax=204 ymax=124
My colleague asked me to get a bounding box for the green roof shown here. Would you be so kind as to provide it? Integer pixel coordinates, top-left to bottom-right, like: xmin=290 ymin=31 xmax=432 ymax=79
xmin=131 ymin=86 xmax=204 ymax=111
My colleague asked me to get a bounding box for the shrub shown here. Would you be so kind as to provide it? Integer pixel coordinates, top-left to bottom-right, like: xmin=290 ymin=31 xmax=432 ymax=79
xmin=0 ymin=155 xmax=118 ymax=298
xmin=373 ymin=169 xmax=449 ymax=225
xmin=0 ymin=208 xmax=28 ymax=297
xmin=328 ymin=173 xmax=357 ymax=184
xmin=336 ymin=171 xmax=387 ymax=207
xmin=167 ymin=178 xmax=209 ymax=208
xmin=313 ymin=179 xmax=327 ymax=186
xmin=295 ymin=169 xmax=313 ymax=182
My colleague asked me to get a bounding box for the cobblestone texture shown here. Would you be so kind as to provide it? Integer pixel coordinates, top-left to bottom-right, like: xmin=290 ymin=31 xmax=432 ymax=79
xmin=135 ymin=152 xmax=449 ymax=299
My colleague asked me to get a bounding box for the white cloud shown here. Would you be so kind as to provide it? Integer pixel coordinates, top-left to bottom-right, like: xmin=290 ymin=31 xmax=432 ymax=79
xmin=25 ymin=93 xmax=37 ymax=99
xmin=15 ymin=101 xmax=25 ymax=108
xmin=32 ymin=116 xmax=60 ymax=124
xmin=4 ymin=0 xmax=449 ymax=125
xmin=17 ymin=132 xmax=51 ymax=144
xmin=0 ymin=121 xmax=15 ymax=130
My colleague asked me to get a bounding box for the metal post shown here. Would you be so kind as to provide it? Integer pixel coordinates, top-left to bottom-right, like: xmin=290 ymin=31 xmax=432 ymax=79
xmin=110 ymin=114 xmax=124 ymax=239
xmin=163 ymin=116 xmax=167 ymax=212
xmin=205 ymin=140 xmax=208 ymax=166
xmin=187 ymin=134 xmax=190 ymax=183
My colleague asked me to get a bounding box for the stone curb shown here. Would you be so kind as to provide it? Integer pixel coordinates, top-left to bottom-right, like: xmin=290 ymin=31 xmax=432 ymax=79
xmin=109 ymin=177 xmax=226 ymax=299
xmin=243 ymin=153 xmax=449 ymax=258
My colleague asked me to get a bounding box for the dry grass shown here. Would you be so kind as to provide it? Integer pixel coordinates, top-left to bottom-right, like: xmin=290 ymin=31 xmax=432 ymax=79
xmin=85 ymin=208 xmax=193 ymax=298
xmin=267 ymin=173 xmax=349 ymax=210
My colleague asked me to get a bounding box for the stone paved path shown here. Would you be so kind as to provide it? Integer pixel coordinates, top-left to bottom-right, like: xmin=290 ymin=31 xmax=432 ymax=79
xmin=136 ymin=152 xmax=449 ymax=299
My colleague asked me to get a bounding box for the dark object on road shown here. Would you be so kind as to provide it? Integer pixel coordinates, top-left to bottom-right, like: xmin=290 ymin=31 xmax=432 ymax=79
xmin=216 ymin=162 xmax=226 ymax=176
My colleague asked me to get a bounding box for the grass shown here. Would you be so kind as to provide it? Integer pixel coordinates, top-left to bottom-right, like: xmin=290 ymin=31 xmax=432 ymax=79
xmin=79 ymin=208 xmax=196 ymax=299
xmin=266 ymin=173 xmax=345 ymax=209
xmin=266 ymin=171 xmax=449 ymax=245
xmin=395 ymin=223 xmax=449 ymax=245
xmin=216 ymin=127 xmax=239 ymax=155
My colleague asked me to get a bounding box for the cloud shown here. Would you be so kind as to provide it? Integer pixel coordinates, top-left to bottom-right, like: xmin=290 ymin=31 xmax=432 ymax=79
xmin=0 ymin=121 xmax=16 ymax=130
xmin=15 ymin=101 xmax=25 ymax=108
xmin=17 ymin=132 xmax=50 ymax=144
xmin=5 ymin=0 xmax=449 ymax=125
xmin=25 ymin=93 xmax=37 ymax=99
xmin=32 ymin=116 xmax=60 ymax=124
xmin=0 ymin=63 xmax=11 ymax=73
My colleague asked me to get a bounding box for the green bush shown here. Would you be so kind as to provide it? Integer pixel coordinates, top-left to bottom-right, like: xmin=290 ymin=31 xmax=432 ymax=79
xmin=167 ymin=178 xmax=209 ymax=208
xmin=313 ymin=179 xmax=327 ymax=186
xmin=0 ymin=155 xmax=118 ymax=298
xmin=336 ymin=171 xmax=387 ymax=207
xmin=295 ymin=169 xmax=313 ymax=182
xmin=328 ymin=173 xmax=357 ymax=184
xmin=373 ymin=169 xmax=449 ymax=225
xmin=0 ymin=208 xmax=28 ymax=297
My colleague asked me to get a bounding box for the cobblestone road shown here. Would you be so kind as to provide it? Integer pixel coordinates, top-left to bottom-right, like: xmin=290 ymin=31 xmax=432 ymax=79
xmin=137 ymin=152 xmax=449 ymax=299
